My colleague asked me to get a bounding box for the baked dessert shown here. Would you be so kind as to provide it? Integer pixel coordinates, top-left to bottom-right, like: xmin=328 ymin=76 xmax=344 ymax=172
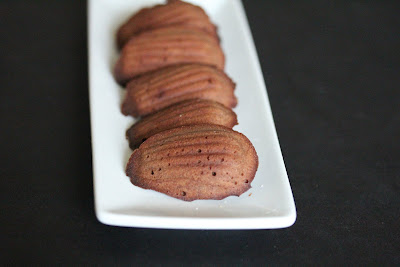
xmin=126 ymin=99 xmax=238 ymax=149
xmin=126 ymin=124 xmax=258 ymax=201
xmin=121 ymin=63 xmax=237 ymax=117
xmin=117 ymin=0 xmax=218 ymax=49
xmin=114 ymin=26 xmax=225 ymax=85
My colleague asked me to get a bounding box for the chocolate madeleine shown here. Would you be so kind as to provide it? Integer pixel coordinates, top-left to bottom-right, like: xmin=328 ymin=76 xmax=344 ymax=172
xmin=126 ymin=99 xmax=238 ymax=149
xmin=114 ymin=26 xmax=225 ymax=84
xmin=126 ymin=124 xmax=258 ymax=201
xmin=121 ymin=64 xmax=236 ymax=117
xmin=117 ymin=0 xmax=218 ymax=49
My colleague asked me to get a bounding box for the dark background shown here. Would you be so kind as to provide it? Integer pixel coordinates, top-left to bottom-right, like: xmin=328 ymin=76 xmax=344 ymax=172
xmin=1 ymin=0 xmax=399 ymax=265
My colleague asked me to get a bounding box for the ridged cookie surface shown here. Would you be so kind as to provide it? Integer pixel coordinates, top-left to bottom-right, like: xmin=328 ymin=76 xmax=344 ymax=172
xmin=126 ymin=99 xmax=238 ymax=149
xmin=114 ymin=27 xmax=225 ymax=85
xmin=126 ymin=124 xmax=258 ymax=201
xmin=117 ymin=0 xmax=218 ymax=49
xmin=121 ymin=64 xmax=237 ymax=117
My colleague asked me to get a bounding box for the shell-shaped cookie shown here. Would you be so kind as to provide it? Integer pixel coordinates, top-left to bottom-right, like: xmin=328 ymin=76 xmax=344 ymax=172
xmin=121 ymin=64 xmax=237 ymax=117
xmin=117 ymin=0 xmax=218 ymax=49
xmin=114 ymin=26 xmax=225 ymax=84
xmin=126 ymin=99 xmax=238 ymax=149
xmin=126 ymin=124 xmax=259 ymax=201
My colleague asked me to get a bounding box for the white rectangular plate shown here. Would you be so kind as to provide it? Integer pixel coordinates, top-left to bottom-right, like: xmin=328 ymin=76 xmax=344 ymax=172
xmin=88 ymin=0 xmax=296 ymax=229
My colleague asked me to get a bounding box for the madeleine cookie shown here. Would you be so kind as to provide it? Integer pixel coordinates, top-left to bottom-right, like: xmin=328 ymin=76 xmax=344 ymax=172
xmin=117 ymin=0 xmax=218 ymax=49
xmin=114 ymin=26 xmax=225 ymax=84
xmin=126 ymin=124 xmax=258 ymax=201
xmin=126 ymin=99 xmax=238 ymax=149
xmin=121 ymin=63 xmax=236 ymax=117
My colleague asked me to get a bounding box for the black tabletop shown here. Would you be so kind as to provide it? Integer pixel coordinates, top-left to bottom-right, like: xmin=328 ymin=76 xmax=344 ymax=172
xmin=1 ymin=0 xmax=399 ymax=265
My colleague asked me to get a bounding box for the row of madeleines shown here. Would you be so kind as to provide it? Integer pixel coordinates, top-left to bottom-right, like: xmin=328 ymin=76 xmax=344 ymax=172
xmin=114 ymin=0 xmax=258 ymax=201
